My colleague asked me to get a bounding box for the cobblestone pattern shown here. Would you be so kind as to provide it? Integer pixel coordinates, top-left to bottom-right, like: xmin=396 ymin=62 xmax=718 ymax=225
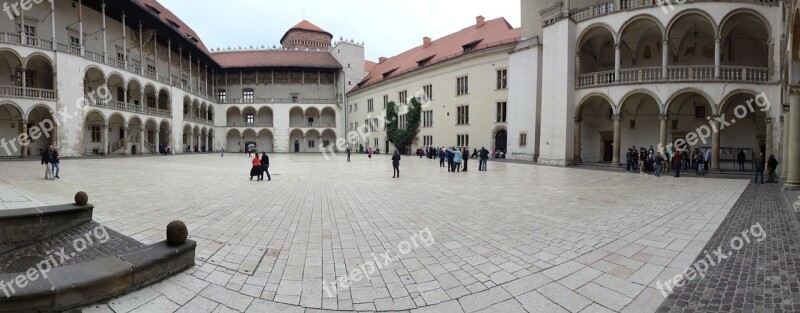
xmin=658 ymin=183 xmax=800 ymax=312
xmin=0 ymin=221 xmax=144 ymax=273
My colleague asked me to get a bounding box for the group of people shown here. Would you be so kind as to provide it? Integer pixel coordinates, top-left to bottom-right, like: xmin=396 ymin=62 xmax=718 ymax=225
xmin=429 ymin=146 xmax=491 ymax=172
xmin=625 ymin=144 xmax=780 ymax=183
xmin=40 ymin=145 xmax=60 ymax=180
xmin=158 ymin=144 xmax=172 ymax=155
xmin=248 ymin=152 xmax=272 ymax=181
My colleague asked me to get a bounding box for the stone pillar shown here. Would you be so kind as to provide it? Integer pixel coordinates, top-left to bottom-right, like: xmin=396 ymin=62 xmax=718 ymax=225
xmin=765 ymin=118 xmax=773 ymax=160
xmin=662 ymin=39 xmax=669 ymax=79
xmin=240 ymin=136 xmax=244 ymax=153
xmin=786 ymin=92 xmax=800 ymax=190
xmin=614 ymin=44 xmax=620 ymax=83
xmin=20 ymin=121 xmax=28 ymax=158
xmin=714 ymin=37 xmax=721 ymax=78
xmin=711 ymin=117 xmax=721 ymax=171
xmin=574 ymin=117 xmax=582 ymax=163
xmin=102 ymin=124 xmax=109 ymax=155
xmin=51 ymin=124 xmax=58 ymax=147
xmin=122 ymin=127 xmax=128 ymax=155
xmin=659 ymin=114 xmax=668 ymax=149
xmin=154 ymin=128 xmax=160 ymax=154
xmin=782 ymin=113 xmax=790 ymax=179
xmin=612 ymin=114 xmax=622 ymax=165
xmin=101 ymin=2 xmax=107 ymax=63
xmin=139 ymin=128 xmax=144 ymax=155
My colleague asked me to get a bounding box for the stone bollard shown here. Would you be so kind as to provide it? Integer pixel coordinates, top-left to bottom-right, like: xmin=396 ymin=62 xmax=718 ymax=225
xmin=75 ymin=191 xmax=89 ymax=205
xmin=166 ymin=220 xmax=188 ymax=246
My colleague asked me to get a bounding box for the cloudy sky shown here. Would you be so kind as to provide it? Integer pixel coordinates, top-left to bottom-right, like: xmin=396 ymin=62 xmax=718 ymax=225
xmin=157 ymin=0 xmax=521 ymax=61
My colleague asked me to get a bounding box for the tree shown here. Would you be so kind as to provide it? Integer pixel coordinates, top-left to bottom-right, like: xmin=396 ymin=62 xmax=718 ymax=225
xmin=386 ymin=98 xmax=422 ymax=155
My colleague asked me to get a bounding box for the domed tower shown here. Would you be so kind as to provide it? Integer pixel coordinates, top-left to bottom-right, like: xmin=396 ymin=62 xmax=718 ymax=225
xmin=280 ymin=20 xmax=333 ymax=50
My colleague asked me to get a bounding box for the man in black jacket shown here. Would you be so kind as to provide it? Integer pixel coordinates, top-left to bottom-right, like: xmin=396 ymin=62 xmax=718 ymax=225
xmin=479 ymin=147 xmax=489 ymax=171
xmin=48 ymin=145 xmax=60 ymax=179
xmin=392 ymin=150 xmax=401 ymax=178
xmin=260 ymin=152 xmax=271 ymax=181
xmin=40 ymin=146 xmax=52 ymax=180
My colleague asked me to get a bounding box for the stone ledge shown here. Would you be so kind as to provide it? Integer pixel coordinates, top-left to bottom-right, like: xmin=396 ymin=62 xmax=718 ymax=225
xmin=0 ymin=204 xmax=94 ymax=254
xmin=0 ymin=240 xmax=196 ymax=313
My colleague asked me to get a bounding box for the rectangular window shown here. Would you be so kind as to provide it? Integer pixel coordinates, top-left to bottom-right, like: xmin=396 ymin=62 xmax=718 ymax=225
xmin=456 ymin=76 xmax=469 ymax=96
xmin=457 ymin=105 xmax=469 ymax=125
xmin=457 ymin=134 xmax=470 ymax=147
xmin=308 ymin=140 xmax=315 ymax=148
xmin=423 ymin=135 xmax=433 ymax=146
xmin=91 ymin=126 xmax=101 ymax=142
xmin=246 ymin=114 xmax=254 ymax=125
xmin=399 ymin=90 xmax=408 ymax=105
xmin=116 ymin=51 xmax=125 ymax=62
xmin=217 ymin=90 xmax=227 ymax=103
xmin=147 ymin=130 xmax=154 ymax=143
xmin=383 ymin=95 xmax=388 ymax=109
xmin=496 ymin=69 xmax=508 ymax=90
xmin=694 ymin=106 xmax=706 ymax=118
xmin=422 ymin=110 xmax=433 ymax=127
xmin=243 ymin=89 xmax=254 ymax=103
xmin=367 ymin=99 xmax=374 ymax=112
xmin=496 ymin=102 xmax=507 ymax=123
xmin=374 ymin=138 xmax=379 ymax=147
xmin=147 ymin=64 xmax=156 ymax=75
xmin=519 ymin=133 xmax=527 ymax=147
xmin=323 ymin=140 xmax=330 ymax=147
xmin=399 ymin=114 xmax=407 ymax=130
xmin=423 ymin=84 xmax=433 ymax=101
xmin=69 ymin=35 xmax=80 ymax=48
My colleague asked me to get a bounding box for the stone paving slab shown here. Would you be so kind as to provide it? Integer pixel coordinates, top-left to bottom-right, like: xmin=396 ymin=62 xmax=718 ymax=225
xmin=0 ymin=154 xmax=750 ymax=312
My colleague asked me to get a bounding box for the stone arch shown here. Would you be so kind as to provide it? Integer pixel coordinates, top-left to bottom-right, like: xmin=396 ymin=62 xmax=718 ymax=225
xmin=0 ymin=49 xmax=22 ymax=87
xmin=719 ymin=9 xmax=771 ymax=68
xmin=258 ymin=129 xmax=274 ymax=152
xmin=576 ymin=93 xmax=615 ymax=116
xmin=618 ymin=89 xmax=664 ymax=114
xmin=619 ymin=15 xmax=665 ymax=71
xmin=23 ymin=53 xmax=55 ymax=89
xmin=665 ymin=88 xmax=716 ymax=115
xmin=718 ymin=89 xmax=760 ymax=114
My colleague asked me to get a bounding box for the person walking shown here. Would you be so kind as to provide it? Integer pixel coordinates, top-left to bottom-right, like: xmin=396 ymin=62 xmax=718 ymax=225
xmin=447 ymin=148 xmax=455 ymax=172
xmin=345 ymin=146 xmax=351 ymax=162
xmin=479 ymin=147 xmax=489 ymax=171
xmin=368 ymin=147 xmax=373 ymax=160
xmin=754 ymin=153 xmax=765 ymax=184
xmin=737 ymin=150 xmax=746 ymax=171
xmin=392 ymin=150 xmax=401 ymax=178
xmin=673 ymin=149 xmax=682 ymax=178
xmin=41 ymin=147 xmax=53 ymax=180
xmin=250 ymin=154 xmax=262 ymax=181
xmin=767 ymin=154 xmax=779 ymax=183
xmin=462 ymin=148 xmax=469 ymax=171
xmin=439 ymin=148 xmax=446 ymax=167
xmin=48 ymin=145 xmax=60 ymax=179
xmin=220 ymin=147 xmax=225 ymax=157
xmin=260 ymin=152 xmax=271 ymax=181
xmin=453 ymin=148 xmax=463 ymax=173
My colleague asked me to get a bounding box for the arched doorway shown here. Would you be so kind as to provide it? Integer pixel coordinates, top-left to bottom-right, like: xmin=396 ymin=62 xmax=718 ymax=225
xmin=494 ymin=129 xmax=507 ymax=155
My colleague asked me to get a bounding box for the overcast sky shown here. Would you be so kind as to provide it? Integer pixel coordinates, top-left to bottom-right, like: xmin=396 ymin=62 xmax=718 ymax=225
xmin=157 ymin=0 xmax=521 ymax=61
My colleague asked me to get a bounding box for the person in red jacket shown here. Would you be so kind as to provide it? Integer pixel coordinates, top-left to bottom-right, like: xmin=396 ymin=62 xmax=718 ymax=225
xmin=250 ymin=154 xmax=262 ymax=181
xmin=672 ymin=148 xmax=682 ymax=178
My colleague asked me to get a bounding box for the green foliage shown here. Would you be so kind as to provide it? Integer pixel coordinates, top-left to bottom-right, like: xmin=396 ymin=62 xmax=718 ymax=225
xmin=386 ymin=98 xmax=422 ymax=154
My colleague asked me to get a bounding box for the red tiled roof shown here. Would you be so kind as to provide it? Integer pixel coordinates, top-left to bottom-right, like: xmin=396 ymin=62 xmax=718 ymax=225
xmin=211 ymin=50 xmax=342 ymax=69
xmin=281 ymin=20 xmax=333 ymax=43
xmin=137 ymin=0 xmax=211 ymax=55
xmin=365 ymin=60 xmax=377 ymax=73
xmin=351 ymin=17 xmax=521 ymax=93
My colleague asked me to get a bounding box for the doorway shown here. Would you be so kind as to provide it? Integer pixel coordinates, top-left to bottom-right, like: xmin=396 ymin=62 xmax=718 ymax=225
xmin=602 ymin=134 xmax=613 ymax=162
xmin=294 ymin=140 xmax=300 ymax=153
xmin=494 ymin=130 xmax=507 ymax=153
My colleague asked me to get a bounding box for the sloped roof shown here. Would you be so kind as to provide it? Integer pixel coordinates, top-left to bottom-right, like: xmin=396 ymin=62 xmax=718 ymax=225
xmin=365 ymin=60 xmax=377 ymax=73
xmin=137 ymin=0 xmax=211 ymax=55
xmin=351 ymin=17 xmax=520 ymax=92
xmin=211 ymin=50 xmax=342 ymax=69
xmin=281 ymin=20 xmax=334 ymax=43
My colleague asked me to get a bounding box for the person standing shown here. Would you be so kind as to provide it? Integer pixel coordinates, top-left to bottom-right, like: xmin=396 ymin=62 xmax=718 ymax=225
xmin=48 ymin=145 xmax=60 ymax=179
xmin=261 ymin=152 xmax=271 ymax=181
xmin=673 ymin=149 xmax=682 ymax=178
xmin=345 ymin=146 xmax=351 ymax=162
xmin=220 ymin=147 xmax=225 ymax=157
xmin=654 ymin=152 xmax=664 ymax=177
xmin=479 ymin=147 xmax=489 ymax=171
xmin=40 ymin=147 xmax=53 ymax=180
xmin=462 ymin=148 xmax=469 ymax=171
xmin=368 ymin=147 xmax=373 ymax=160
xmin=754 ymin=153 xmax=765 ymax=184
xmin=737 ymin=150 xmax=746 ymax=171
xmin=439 ymin=148 xmax=446 ymax=167
xmin=446 ymin=148 xmax=455 ymax=172
xmin=453 ymin=148 xmax=463 ymax=173
xmin=392 ymin=150 xmax=401 ymax=178
xmin=250 ymin=154 xmax=261 ymax=181
xmin=767 ymin=154 xmax=779 ymax=183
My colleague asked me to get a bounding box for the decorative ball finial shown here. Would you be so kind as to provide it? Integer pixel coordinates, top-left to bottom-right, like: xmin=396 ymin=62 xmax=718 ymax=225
xmin=75 ymin=191 xmax=88 ymax=205
xmin=166 ymin=220 xmax=188 ymax=246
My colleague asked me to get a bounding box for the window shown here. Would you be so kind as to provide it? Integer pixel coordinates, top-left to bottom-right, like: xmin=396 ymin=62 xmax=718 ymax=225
xmin=116 ymin=51 xmax=125 ymax=62
xmin=69 ymin=35 xmax=80 ymax=48
xmin=496 ymin=102 xmax=507 ymax=123
xmin=23 ymin=25 xmax=35 ymax=38
xmin=323 ymin=140 xmax=330 ymax=147
xmin=91 ymin=126 xmax=101 ymax=142
xmin=422 ymin=110 xmax=433 ymax=127
xmin=694 ymin=106 xmax=706 ymax=118
xmin=457 ymin=134 xmax=469 ymax=147
xmin=246 ymin=114 xmax=254 ymax=125
xmin=374 ymin=138 xmax=379 ymax=147
xmin=308 ymin=140 xmax=315 ymax=148
xmin=373 ymin=118 xmax=379 ymax=132
xmin=399 ymin=114 xmax=407 ymax=130
xmin=423 ymin=135 xmax=433 ymax=146
xmin=423 ymin=84 xmax=433 ymax=101
xmin=496 ymin=69 xmax=508 ymax=90
xmin=217 ymin=90 xmax=227 ymax=103
xmin=243 ymin=88 xmax=254 ymax=103
xmin=456 ymin=76 xmax=469 ymax=95
xmin=147 ymin=130 xmax=154 ymax=143
xmin=383 ymin=95 xmax=388 ymax=109
xmin=672 ymin=120 xmax=679 ymax=130
xmin=367 ymin=99 xmax=374 ymax=112
xmin=399 ymin=90 xmax=407 ymax=105
xmin=457 ymin=105 xmax=469 ymax=125
xmin=354 ymin=103 xmax=358 ymax=112
xmin=519 ymin=133 xmax=527 ymax=147
xmin=147 ymin=64 xmax=156 ymax=75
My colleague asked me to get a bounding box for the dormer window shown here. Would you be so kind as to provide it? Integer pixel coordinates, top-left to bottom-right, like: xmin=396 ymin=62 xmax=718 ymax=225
xmin=417 ymin=55 xmax=435 ymax=67
xmin=462 ymin=39 xmax=483 ymax=53
xmin=167 ymin=20 xmax=180 ymax=30
xmin=145 ymin=4 xmax=160 ymax=16
xmin=382 ymin=68 xmax=398 ymax=79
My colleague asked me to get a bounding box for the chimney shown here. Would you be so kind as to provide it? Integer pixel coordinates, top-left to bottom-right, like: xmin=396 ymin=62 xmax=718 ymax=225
xmin=378 ymin=57 xmax=387 ymax=64
xmin=476 ymin=15 xmax=485 ymax=28
xmin=423 ymin=36 xmax=432 ymax=48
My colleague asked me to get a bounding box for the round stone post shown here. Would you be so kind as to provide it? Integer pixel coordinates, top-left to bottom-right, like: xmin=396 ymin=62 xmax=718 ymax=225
xmin=612 ymin=114 xmax=622 ymax=165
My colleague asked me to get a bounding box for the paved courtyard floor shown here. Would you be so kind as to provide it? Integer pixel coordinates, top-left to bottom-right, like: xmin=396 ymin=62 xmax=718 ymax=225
xmin=0 ymin=154 xmax=753 ymax=312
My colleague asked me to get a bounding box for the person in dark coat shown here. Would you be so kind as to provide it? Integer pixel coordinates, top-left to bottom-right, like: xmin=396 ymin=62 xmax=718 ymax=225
xmin=479 ymin=147 xmax=489 ymax=171
xmin=737 ymin=150 xmax=746 ymax=171
xmin=392 ymin=150 xmax=401 ymax=178
xmin=48 ymin=145 xmax=60 ymax=179
xmin=40 ymin=147 xmax=52 ymax=180
xmin=767 ymin=154 xmax=779 ymax=183
xmin=260 ymin=152 xmax=271 ymax=181
xmin=755 ymin=153 xmax=765 ymax=184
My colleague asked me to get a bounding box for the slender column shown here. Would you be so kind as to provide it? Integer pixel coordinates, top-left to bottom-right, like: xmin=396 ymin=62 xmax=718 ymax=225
xmin=205 ymin=64 xmax=209 ymax=95
xmin=101 ymin=2 xmax=107 ymax=62
xmin=240 ymin=136 xmax=244 ymax=153
xmin=122 ymin=12 xmax=127 ymax=67
xmin=612 ymin=114 xmax=622 ymax=165
xmin=78 ymin=0 xmax=84 ymax=55
xmin=153 ymin=31 xmax=158 ymax=80
xmin=138 ymin=21 xmax=143 ymax=72
xmin=189 ymin=53 xmax=193 ymax=91
xmin=782 ymin=113 xmax=790 ymax=179
xmin=50 ymin=0 xmax=56 ymax=47
xmin=154 ymin=127 xmax=160 ymax=154
xmin=765 ymin=118 xmax=774 ymax=160
xmin=19 ymin=1 xmax=24 ymax=43
xmin=21 ymin=70 xmax=26 ymax=88
xmin=51 ymin=124 xmax=58 ymax=146
xmin=122 ymin=127 xmax=128 ymax=155
xmin=614 ymin=43 xmax=620 ymax=83
xmin=714 ymin=37 xmax=721 ymax=79
xmin=20 ymin=121 xmax=28 ymax=158
xmin=662 ymin=39 xmax=668 ymax=79
xmin=574 ymin=117 xmax=582 ymax=163
xmin=786 ymin=92 xmax=800 ymax=190
xmin=711 ymin=117 xmax=721 ymax=171
xmin=102 ymin=124 xmax=109 ymax=155
xmin=179 ymin=47 xmax=183 ymax=88
xmin=123 ymin=87 xmax=128 ymax=105
xmin=167 ymin=39 xmax=172 ymax=84
xmin=659 ymin=114 xmax=669 ymax=149
xmin=139 ymin=128 xmax=144 ymax=155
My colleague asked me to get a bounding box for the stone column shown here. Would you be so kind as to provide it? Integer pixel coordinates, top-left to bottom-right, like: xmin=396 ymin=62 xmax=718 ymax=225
xmin=662 ymin=39 xmax=669 ymax=79
xmin=154 ymin=128 xmax=160 ymax=154
xmin=782 ymin=113 xmax=790 ymax=179
xmin=574 ymin=117 xmax=582 ymax=163
xmin=612 ymin=114 xmax=622 ymax=165
xmin=122 ymin=127 xmax=128 ymax=155
xmin=765 ymin=118 xmax=774 ymax=159
xmin=614 ymin=44 xmax=620 ymax=83
xmin=139 ymin=128 xmax=144 ymax=155
xmin=51 ymin=124 xmax=58 ymax=147
xmin=711 ymin=117 xmax=721 ymax=171
xmin=659 ymin=114 xmax=669 ymax=149
xmin=240 ymin=136 xmax=244 ymax=153
xmin=20 ymin=121 xmax=28 ymax=158
xmin=786 ymin=92 xmax=800 ymax=190
xmin=102 ymin=124 xmax=109 ymax=155
xmin=714 ymin=37 xmax=721 ymax=78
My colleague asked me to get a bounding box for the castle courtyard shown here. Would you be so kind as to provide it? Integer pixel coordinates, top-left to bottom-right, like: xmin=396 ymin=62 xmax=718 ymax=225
xmin=2 ymin=154 xmax=791 ymax=312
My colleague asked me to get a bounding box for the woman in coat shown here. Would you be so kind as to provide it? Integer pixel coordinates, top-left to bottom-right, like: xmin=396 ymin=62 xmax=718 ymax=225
xmin=250 ymin=154 xmax=262 ymax=180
